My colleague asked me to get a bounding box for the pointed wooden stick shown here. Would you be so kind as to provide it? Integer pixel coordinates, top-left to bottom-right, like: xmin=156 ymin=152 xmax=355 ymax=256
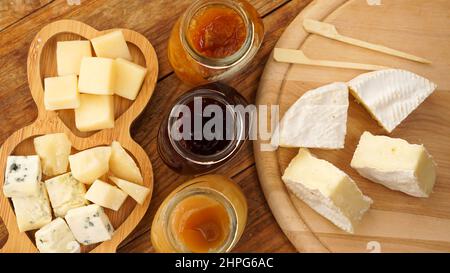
xmin=273 ymin=48 xmax=390 ymax=70
xmin=303 ymin=19 xmax=431 ymax=64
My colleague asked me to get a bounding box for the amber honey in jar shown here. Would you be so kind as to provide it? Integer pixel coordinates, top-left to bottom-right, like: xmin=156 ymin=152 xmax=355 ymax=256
xmin=168 ymin=0 xmax=264 ymax=85
xmin=151 ymin=175 xmax=247 ymax=253
xmin=157 ymin=82 xmax=249 ymax=175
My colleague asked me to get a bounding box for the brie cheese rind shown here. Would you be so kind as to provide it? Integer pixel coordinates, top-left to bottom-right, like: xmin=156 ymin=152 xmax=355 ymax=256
xmin=351 ymin=132 xmax=437 ymax=197
xmin=348 ymin=69 xmax=436 ymax=133
xmin=282 ymin=148 xmax=372 ymax=233
xmin=271 ymin=82 xmax=349 ymax=149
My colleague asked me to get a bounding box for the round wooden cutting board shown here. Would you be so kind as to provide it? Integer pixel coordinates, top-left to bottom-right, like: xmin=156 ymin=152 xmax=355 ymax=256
xmin=254 ymin=0 xmax=450 ymax=252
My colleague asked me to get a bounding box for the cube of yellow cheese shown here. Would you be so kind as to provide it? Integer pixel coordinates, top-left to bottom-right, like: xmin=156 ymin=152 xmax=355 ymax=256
xmin=56 ymin=40 xmax=92 ymax=76
xmin=34 ymin=133 xmax=72 ymax=177
xmin=114 ymin=58 xmax=147 ymax=100
xmin=75 ymin=94 xmax=114 ymax=132
xmin=110 ymin=176 xmax=150 ymax=205
xmin=110 ymin=141 xmax=143 ymax=184
xmin=68 ymin=146 xmax=111 ymax=184
xmin=91 ymin=31 xmax=132 ymax=61
xmin=44 ymin=75 xmax=80 ymax=110
xmin=85 ymin=180 xmax=128 ymax=211
xmin=78 ymin=57 xmax=115 ymax=95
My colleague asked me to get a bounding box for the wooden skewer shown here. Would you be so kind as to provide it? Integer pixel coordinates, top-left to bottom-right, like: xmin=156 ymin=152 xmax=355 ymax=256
xmin=273 ymin=48 xmax=390 ymax=70
xmin=303 ymin=19 xmax=432 ymax=64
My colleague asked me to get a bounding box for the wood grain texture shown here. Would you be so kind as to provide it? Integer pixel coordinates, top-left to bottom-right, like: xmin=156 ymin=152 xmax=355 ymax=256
xmin=255 ymin=0 xmax=450 ymax=252
xmin=0 ymin=0 xmax=312 ymax=252
xmin=0 ymin=20 xmax=158 ymax=252
xmin=0 ymin=0 xmax=53 ymax=31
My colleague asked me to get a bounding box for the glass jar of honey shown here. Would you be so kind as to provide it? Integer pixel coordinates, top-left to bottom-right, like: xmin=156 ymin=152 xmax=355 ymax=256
xmin=157 ymin=82 xmax=249 ymax=175
xmin=168 ymin=0 xmax=264 ymax=85
xmin=151 ymin=175 xmax=247 ymax=253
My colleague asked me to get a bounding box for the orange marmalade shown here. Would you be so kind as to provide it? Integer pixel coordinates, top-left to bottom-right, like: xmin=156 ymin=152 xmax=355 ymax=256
xmin=151 ymin=175 xmax=247 ymax=253
xmin=168 ymin=0 xmax=264 ymax=85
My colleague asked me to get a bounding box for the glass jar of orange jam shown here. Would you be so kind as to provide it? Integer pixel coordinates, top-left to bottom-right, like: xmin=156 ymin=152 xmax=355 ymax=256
xmin=151 ymin=175 xmax=247 ymax=253
xmin=168 ymin=0 xmax=264 ymax=85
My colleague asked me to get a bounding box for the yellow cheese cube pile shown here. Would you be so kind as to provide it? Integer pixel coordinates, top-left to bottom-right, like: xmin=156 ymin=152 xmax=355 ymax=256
xmin=44 ymin=30 xmax=148 ymax=132
xmin=2 ymin=132 xmax=150 ymax=252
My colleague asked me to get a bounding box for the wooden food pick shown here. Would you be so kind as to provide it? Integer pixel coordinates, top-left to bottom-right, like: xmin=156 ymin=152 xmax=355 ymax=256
xmin=273 ymin=48 xmax=389 ymax=70
xmin=303 ymin=19 xmax=432 ymax=64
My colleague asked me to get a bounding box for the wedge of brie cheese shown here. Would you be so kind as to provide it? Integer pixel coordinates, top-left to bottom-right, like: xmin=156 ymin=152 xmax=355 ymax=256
xmin=351 ymin=132 xmax=437 ymax=197
xmin=348 ymin=69 xmax=436 ymax=133
xmin=282 ymin=148 xmax=372 ymax=233
xmin=271 ymin=82 xmax=349 ymax=149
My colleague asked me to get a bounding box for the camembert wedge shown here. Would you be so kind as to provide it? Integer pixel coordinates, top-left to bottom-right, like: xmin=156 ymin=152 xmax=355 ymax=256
xmin=351 ymin=132 xmax=437 ymax=197
xmin=348 ymin=69 xmax=436 ymax=133
xmin=271 ymin=82 xmax=349 ymax=149
xmin=282 ymin=148 xmax=372 ymax=233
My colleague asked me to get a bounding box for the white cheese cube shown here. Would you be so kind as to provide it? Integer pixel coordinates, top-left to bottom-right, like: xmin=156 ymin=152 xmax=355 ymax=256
xmin=33 ymin=133 xmax=72 ymax=177
xmin=114 ymin=58 xmax=147 ymax=100
xmin=11 ymin=183 xmax=52 ymax=232
xmin=3 ymin=155 xmax=41 ymax=198
xmin=68 ymin=146 xmax=111 ymax=184
xmin=91 ymin=31 xmax=131 ymax=61
xmin=85 ymin=179 xmax=128 ymax=211
xmin=110 ymin=141 xmax=143 ymax=184
xmin=65 ymin=204 xmax=114 ymax=245
xmin=351 ymin=132 xmax=437 ymax=197
xmin=110 ymin=176 xmax=149 ymax=205
xmin=44 ymin=75 xmax=80 ymax=110
xmin=45 ymin=173 xmax=88 ymax=217
xmin=75 ymin=94 xmax=114 ymax=132
xmin=282 ymin=148 xmax=372 ymax=233
xmin=35 ymin=218 xmax=80 ymax=253
xmin=78 ymin=57 xmax=115 ymax=95
xmin=56 ymin=40 xmax=92 ymax=76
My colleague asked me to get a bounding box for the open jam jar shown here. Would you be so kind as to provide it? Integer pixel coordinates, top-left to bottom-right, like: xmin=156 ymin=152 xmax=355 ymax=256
xmin=168 ymin=0 xmax=264 ymax=85
xmin=151 ymin=175 xmax=247 ymax=253
xmin=157 ymin=83 xmax=249 ymax=174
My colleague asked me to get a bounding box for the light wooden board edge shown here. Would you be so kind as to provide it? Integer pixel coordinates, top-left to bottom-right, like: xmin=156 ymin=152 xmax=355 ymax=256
xmin=254 ymin=0 xmax=347 ymax=253
xmin=0 ymin=20 xmax=159 ymax=253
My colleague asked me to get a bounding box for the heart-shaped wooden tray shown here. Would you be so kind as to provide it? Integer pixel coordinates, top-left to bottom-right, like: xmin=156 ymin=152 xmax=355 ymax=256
xmin=0 ymin=20 xmax=158 ymax=253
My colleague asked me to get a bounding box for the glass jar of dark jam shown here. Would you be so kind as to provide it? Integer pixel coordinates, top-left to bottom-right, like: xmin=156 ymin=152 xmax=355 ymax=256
xmin=157 ymin=83 xmax=249 ymax=174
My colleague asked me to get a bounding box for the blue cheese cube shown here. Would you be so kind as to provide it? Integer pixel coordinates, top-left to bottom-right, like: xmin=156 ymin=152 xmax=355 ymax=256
xmin=45 ymin=173 xmax=88 ymax=217
xmin=35 ymin=218 xmax=80 ymax=253
xmin=65 ymin=204 xmax=114 ymax=245
xmin=3 ymin=155 xmax=42 ymax=198
xmin=11 ymin=182 xmax=52 ymax=232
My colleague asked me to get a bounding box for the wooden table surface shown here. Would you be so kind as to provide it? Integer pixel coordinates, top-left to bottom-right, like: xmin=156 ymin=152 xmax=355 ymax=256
xmin=0 ymin=0 xmax=313 ymax=253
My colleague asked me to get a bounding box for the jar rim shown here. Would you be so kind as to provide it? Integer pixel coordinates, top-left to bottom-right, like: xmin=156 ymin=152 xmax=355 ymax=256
xmin=179 ymin=0 xmax=255 ymax=69
xmin=163 ymin=185 xmax=239 ymax=253
xmin=166 ymin=87 xmax=247 ymax=166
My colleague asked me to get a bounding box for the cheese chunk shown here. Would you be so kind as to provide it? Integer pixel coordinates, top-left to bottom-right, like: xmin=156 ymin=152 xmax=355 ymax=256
xmin=45 ymin=173 xmax=88 ymax=217
xmin=351 ymin=132 xmax=437 ymax=197
xmin=44 ymin=75 xmax=80 ymax=110
xmin=65 ymin=204 xmax=114 ymax=245
xmin=34 ymin=133 xmax=72 ymax=177
xmin=78 ymin=57 xmax=115 ymax=95
xmin=110 ymin=141 xmax=143 ymax=184
xmin=75 ymin=94 xmax=114 ymax=132
xmin=56 ymin=40 xmax=92 ymax=76
xmin=348 ymin=69 xmax=436 ymax=133
xmin=68 ymin=146 xmax=111 ymax=184
xmin=282 ymin=148 xmax=372 ymax=233
xmin=271 ymin=82 xmax=349 ymax=149
xmin=85 ymin=179 xmax=128 ymax=211
xmin=3 ymin=155 xmax=41 ymax=198
xmin=11 ymin=183 xmax=52 ymax=232
xmin=114 ymin=58 xmax=147 ymax=100
xmin=91 ymin=31 xmax=131 ymax=61
xmin=110 ymin=176 xmax=149 ymax=205
xmin=35 ymin=218 xmax=80 ymax=253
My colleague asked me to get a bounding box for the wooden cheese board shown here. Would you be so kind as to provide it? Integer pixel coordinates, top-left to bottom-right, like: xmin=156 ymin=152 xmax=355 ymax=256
xmin=254 ymin=0 xmax=450 ymax=252
xmin=0 ymin=20 xmax=158 ymax=253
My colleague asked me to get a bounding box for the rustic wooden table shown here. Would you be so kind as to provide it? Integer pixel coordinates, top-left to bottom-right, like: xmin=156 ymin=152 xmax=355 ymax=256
xmin=0 ymin=0 xmax=312 ymax=252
